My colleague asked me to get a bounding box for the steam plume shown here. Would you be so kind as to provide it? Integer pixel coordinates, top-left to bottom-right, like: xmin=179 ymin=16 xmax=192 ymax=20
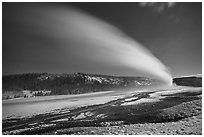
xmin=6 ymin=3 xmax=172 ymax=85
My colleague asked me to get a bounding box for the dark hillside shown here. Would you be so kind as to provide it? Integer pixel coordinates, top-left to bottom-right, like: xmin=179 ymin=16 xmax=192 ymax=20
xmin=173 ymin=76 xmax=202 ymax=87
xmin=3 ymin=73 xmax=160 ymax=97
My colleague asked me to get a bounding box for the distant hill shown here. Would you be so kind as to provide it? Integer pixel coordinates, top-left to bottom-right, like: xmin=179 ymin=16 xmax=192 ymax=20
xmin=2 ymin=72 xmax=161 ymax=99
xmin=3 ymin=73 xmax=201 ymax=100
xmin=173 ymin=74 xmax=202 ymax=87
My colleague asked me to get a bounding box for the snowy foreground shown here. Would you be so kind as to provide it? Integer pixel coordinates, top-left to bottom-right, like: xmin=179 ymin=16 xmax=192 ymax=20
xmin=2 ymin=85 xmax=202 ymax=135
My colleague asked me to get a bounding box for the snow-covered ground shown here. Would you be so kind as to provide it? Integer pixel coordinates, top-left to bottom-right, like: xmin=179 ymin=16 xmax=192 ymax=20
xmin=121 ymin=87 xmax=201 ymax=106
xmin=178 ymin=74 xmax=202 ymax=78
xmin=3 ymin=85 xmax=199 ymax=120
xmin=2 ymin=89 xmax=148 ymax=119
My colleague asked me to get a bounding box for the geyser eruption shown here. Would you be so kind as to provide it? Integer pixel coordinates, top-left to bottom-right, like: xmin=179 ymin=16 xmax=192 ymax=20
xmin=5 ymin=3 xmax=172 ymax=85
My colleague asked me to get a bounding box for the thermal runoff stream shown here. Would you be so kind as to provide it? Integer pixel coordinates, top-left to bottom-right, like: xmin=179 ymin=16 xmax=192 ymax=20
xmin=6 ymin=3 xmax=172 ymax=85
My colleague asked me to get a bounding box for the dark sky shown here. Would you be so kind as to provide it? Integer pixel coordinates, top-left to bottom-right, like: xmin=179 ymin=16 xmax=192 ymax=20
xmin=3 ymin=2 xmax=202 ymax=78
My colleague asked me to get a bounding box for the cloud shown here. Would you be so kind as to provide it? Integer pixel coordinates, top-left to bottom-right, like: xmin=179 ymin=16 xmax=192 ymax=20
xmin=139 ymin=2 xmax=176 ymax=13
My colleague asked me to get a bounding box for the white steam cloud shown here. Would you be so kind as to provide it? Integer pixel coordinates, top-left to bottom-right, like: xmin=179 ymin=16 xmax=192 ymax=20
xmin=139 ymin=2 xmax=176 ymax=13
xmin=8 ymin=3 xmax=172 ymax=85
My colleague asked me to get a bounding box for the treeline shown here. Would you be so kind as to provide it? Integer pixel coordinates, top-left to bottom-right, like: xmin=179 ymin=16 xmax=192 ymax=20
xmin=2 ymin=73 xmax=156 ymax=95
xmin=173 ymin=76 xmax=202 ymax=87
xmin=3 ymin=73 xmax=44 ymax=92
